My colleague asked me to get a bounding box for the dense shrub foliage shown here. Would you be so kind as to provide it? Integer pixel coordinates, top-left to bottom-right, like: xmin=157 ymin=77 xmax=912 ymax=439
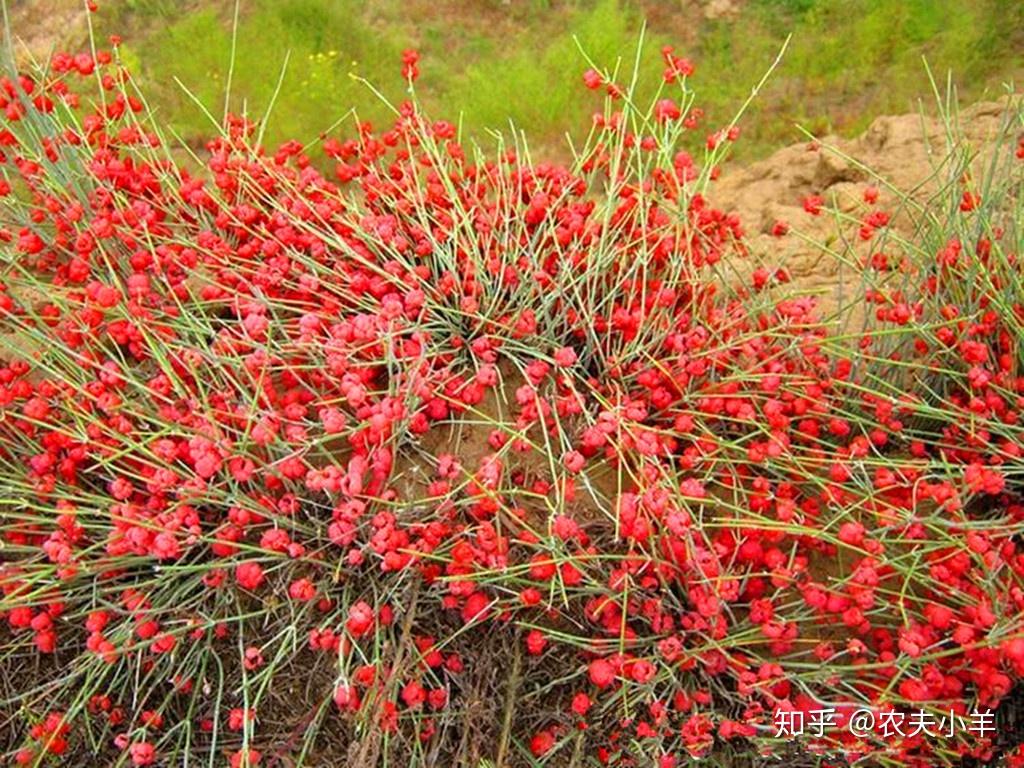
xmin=1 ymin=25 xmax=1024 ymax=768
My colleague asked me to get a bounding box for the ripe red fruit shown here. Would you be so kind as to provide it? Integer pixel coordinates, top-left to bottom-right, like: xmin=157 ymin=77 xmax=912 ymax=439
xmin=401 ymin=49 xmax=420 ymax=82
xmin=528 ymin=554 xmax=557 ymax=581
xmin=526 ymin=629 xmax=548 ymax=655
xmin=129 ymin=742 xmax=156 ymax=767
xmin=234 ymin=562 xmax=265 ymax=591
xmin=401 ymin=680 xmax=426 ymax=709
xmin=334 ymin=684 xmax=360 ymax=712
xmin=553 ymin=346 xmax=577 ymax=367
xmin=228 ymin=708 xmax=254 ymax=730
xmin=571 ymin=692 xmax=592 ymax=716
xmin=588 ymin=658 xmax=617 ymax=688
xmin=530 ymin=729 xmax=556 ymax=757
xmin=288 ymin=578 xmax=316 ymax=601
xmin=803 ymin=194 xmax=824 ymax=215
xmin=427 ymin=688 xmax=448 ymax=710
xmin=582 ymin=69 xmax=603 ymax=90
xmin=345 ymin=601 xmax=375 ymax=637
xmin=461 ymin=592 xmax=491 ymax=624
xmin=563 ymin=451 xmax=585 ymax=474
xmin=229 ymin=749 xmax=261 ymax=768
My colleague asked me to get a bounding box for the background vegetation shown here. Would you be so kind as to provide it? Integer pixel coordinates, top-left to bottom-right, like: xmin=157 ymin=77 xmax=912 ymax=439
xmin=97 ymin=0 xmax=1024 ymax=158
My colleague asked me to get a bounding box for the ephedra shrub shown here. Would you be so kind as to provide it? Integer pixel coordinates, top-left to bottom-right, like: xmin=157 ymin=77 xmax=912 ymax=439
xmin=1 ymin=16 xmax=1024 ymax=768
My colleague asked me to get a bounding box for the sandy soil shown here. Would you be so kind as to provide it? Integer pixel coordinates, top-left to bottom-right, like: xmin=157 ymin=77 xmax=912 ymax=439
xmin=711 ymin=98 xmax=1017 ymax=313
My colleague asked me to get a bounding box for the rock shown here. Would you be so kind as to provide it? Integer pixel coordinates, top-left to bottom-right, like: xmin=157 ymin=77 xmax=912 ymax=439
xmin=710 ymin=98 xmax=1016 ymax=316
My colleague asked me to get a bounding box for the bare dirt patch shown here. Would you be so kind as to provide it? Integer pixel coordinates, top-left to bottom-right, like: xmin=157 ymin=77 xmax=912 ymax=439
xmin=710 ymin=99 xmax=1015 ymax=314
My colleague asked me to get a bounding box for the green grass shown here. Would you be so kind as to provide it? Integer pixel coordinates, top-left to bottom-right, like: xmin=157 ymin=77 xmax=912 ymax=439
xmin=694 ymin=0 xmax=1024 ymax=151
xmin=102 ymin=0 xmax=1023 ymax=157
xmin=115 ymin=0 xmax=410 ymax=145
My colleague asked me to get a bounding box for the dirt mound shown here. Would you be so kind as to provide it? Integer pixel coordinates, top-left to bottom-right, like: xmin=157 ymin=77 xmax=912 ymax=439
xmin=711 ymin=99 xmax=1016 ymax=313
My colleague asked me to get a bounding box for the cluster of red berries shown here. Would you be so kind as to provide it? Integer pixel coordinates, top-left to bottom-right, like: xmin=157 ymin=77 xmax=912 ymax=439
xmin=0 ymin=25 xmax=1023 ymax=768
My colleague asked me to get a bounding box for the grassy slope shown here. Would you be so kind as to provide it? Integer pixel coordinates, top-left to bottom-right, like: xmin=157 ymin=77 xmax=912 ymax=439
xmin=102 ymin=0 xmax=1023 ymax=158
